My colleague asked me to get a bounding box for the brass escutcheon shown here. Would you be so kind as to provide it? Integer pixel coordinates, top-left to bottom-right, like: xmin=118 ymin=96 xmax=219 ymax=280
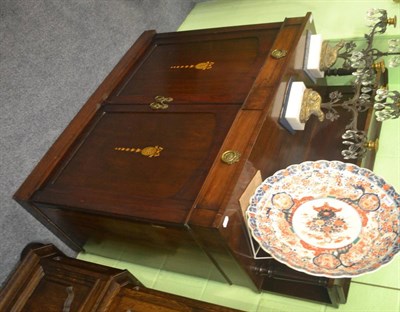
xmin=271 ymin=49 xmax=288 ymax=59
xmin=150 ymin=96 xmax=173 ymax=110
xmin=221 ymin=150 xmax=241 ymax=165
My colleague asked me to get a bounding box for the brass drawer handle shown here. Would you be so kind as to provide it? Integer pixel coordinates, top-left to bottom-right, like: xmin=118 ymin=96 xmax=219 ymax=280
xmin=150 ymin=96 xmax=173 ymax=110
xmin=221 ymin=150 xmax=241 ymax=165
xmin=271 ymin=49 xmax=288 ymax=59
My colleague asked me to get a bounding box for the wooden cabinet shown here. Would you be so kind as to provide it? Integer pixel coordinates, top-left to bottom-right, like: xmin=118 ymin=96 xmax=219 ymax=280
xmin=0 ymin=244 xmax=237 ymax=311
xmin=14 ymin=14 xmax=370 ymax=306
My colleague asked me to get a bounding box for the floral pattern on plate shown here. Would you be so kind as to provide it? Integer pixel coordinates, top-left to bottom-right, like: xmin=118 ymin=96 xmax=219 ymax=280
xmin=246 ymin=160 xmax=400 ymax=278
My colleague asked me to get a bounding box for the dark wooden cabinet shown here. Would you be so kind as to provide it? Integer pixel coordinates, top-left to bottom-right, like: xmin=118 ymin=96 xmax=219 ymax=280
xmin=0 ymin=244 xmax=238 ymax=311
xmin=14 ymin=14 xmax=375 ymax=306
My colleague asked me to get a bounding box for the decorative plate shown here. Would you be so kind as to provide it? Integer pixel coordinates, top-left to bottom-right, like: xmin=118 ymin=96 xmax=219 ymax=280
xmin=246 ymin=160 xmax=400 ymax=278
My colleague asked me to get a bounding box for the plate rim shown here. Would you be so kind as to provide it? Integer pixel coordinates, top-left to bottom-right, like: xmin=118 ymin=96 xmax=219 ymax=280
xmin=246 ymin=160 xmax=400 ymax=278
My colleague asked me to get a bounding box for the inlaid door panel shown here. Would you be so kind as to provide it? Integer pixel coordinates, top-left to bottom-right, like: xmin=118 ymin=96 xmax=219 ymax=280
xmin=33 ymin=103 xmax=239 ymax=224
xmin=108 ymin=28 xmax=280 ymax=104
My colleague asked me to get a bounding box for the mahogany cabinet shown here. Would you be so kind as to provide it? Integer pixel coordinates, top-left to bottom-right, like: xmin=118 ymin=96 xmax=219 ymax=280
xmin=14 ymin=14 xmax=375 ymax=306
xmin=0 ymin=244 xmax=238 ymax=311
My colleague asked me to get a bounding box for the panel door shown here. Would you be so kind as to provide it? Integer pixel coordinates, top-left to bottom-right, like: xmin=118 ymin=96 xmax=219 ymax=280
xmin=32 ymin=103 xmax=239 ymax=224
xmin=108 ymin=27 xmax=280 ymax=104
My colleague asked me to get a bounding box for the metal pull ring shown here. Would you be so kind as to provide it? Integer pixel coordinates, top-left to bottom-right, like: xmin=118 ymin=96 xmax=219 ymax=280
xmin=221 ymin=150 xmax=241 ymax=165
xmin=271 ymin=49 xmax=288 ymax=59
